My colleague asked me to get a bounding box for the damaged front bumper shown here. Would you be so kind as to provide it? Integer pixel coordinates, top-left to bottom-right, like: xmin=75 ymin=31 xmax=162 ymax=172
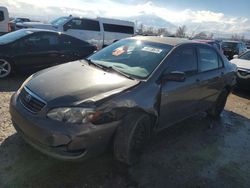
xmin=10 ymin=93 xmax=120 ymax=161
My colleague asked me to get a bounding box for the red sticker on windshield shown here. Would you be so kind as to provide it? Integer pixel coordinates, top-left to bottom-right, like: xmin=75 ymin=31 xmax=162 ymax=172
xmin=112 ymin=46 xmax=128 ymax=56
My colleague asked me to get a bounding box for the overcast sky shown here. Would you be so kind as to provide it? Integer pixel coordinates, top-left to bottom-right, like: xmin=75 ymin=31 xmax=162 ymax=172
xmin=1 ymin=0 xmax=250 ymax=37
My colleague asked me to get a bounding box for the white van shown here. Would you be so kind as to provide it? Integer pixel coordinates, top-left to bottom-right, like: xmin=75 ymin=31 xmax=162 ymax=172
xmin=0 ymin=6 xmax=9 ymax=35
xmin=17 ymin=16 xmax=135 ymax=49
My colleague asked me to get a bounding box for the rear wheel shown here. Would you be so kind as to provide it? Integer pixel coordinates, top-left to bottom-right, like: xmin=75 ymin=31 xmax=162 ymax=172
xmin=0 ymin=59 xmax=12 ymax=78
xmin=113 ymin=113 xmax=152 ymax=165
xmin=207 ymin=89 xmax=229 ymax=119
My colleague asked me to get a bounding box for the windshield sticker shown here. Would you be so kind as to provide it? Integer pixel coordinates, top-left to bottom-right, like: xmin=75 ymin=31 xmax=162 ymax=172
xmin=141 ymin=46 xmax=163 ymax=54
xmin=112 ymin=46 xmax=128 ymax=56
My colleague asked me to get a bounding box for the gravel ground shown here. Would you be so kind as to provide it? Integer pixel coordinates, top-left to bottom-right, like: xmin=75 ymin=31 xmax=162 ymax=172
xmin=0 ymin=76 xmax=250 ymax=188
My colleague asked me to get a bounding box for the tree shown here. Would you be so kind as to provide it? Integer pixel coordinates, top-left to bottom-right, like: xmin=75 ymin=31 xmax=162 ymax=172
xmin=157 ymin=28 xmax=170 ymax=36
xmin=175 ymin=25 xmax=187 ymax=38
xmin=194 ymin=32 xmax=207 ymax=39
xmin=231 ymin=34 xmax=245 ymax=41
xmin=137 ymin=23 xmax=144 ymax=34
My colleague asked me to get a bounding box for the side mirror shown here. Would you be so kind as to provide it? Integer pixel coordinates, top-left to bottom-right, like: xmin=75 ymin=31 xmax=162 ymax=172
xmin=63 ymin=24 xmax=71 ymax=31
xmin=233 ymin=54 xmax=239 ymax=59
xmin=162 ymin=71 xmax=186 ymax=82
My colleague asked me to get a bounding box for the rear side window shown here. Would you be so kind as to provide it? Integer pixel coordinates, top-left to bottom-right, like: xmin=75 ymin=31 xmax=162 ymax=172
xmin=61 ymin=35 xmax=88 ymax=46
xmin=198 ymin=47 xmax=222 ymax=72
xmin=81 ymin=19 xmax=100 ymax=31
xmin=168 ymin=47 xmax=197 ymax=76
xmin=67 ymin=19 xmax=100 ymax=31
xmin=0 ymin=11 xmax=4 ymax=22
xmin=103 ymin=24 xmax=134 ymax=34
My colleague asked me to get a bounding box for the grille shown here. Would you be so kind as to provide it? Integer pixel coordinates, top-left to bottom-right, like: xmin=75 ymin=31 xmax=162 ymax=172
xmin=19 ymin=87 xmax=46 ymax=113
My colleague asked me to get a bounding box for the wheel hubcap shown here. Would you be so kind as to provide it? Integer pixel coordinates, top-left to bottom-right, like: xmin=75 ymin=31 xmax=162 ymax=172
xmin=0 ymin=59 xmax=11 ymax=78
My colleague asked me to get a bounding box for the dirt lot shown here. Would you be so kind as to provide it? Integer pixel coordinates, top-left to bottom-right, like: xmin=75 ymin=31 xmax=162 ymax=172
xmin=0 ymin=76 xmax=250 ymax=188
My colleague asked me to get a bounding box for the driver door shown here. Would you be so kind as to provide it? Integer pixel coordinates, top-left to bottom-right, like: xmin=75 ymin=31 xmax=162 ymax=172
xmin=13 ymin=32 xmax=60 ymax=72
xmin=159 ymin=45 xmax=202 ymax=128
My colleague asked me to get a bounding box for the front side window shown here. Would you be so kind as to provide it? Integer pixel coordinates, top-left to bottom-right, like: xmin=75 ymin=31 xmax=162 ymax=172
xmin=167 ymin=47 xmax=197 ymax=76
xmin=22 ymin=33 xmax=59 ymax=50
xmin=88 ymin=39 xmax=172 ymax=79
xmin=198 ymin=47 xmax=221 ymax=72
xmin=0 ymin=11 xmax=4 ymax=22
xmin=51 ymin=17 xmax=69 ymax=26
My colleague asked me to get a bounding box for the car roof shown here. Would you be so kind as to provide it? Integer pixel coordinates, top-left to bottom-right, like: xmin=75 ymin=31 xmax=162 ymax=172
xmin=132 ymin=36 xmax=193 ymax=46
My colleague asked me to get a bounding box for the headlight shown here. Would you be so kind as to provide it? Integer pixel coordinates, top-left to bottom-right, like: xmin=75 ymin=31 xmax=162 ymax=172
xmin=47 ymin=108 xmax=101 ymax=124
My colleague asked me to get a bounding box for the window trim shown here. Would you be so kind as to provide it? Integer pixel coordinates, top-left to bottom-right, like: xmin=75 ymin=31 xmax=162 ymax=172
xmin=196 ymin=45 xmax=224 ymax=73
xmin=0 ymin=11 xmax=4 ymax=22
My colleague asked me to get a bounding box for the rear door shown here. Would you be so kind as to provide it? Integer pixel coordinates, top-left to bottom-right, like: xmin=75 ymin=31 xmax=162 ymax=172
xmin=159 ymin=44 xmax=202 ymax=128
xmin=13 ymin=32 xmax=61 ymax=71
xmin=63 ymin=18 xmax=102 ymax=49
xmin=196 ymin=45 xmax=225 ymax=110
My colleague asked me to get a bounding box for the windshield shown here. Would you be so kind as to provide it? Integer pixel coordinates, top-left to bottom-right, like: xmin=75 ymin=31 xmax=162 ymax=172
xmin=222 ymin=42 xmax=237 ymax=49
xmin=88 ymin=39 xmax=173 ymax=79
xmin=0 ymin=30 xmax=33 ymax=44
xmin=50 ymin=17 xmax=69 ymax=26
xmin=239 ymin=51 xmax=250 ymax=60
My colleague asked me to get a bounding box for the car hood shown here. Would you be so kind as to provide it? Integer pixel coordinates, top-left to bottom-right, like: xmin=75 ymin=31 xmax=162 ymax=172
xmin=25 ymin=61 xmax=140 ymax=106
xmin=231 ymin=59 xmax=250 ymax=70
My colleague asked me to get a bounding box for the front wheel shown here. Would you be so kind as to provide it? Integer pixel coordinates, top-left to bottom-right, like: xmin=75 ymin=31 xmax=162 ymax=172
xmin=207 ymin=89 xmax=229 ymax=119
xmin=0 ymin=59 xmax=12 ymax=78
xmin=113 ymin=113 xmax=152 ymax=165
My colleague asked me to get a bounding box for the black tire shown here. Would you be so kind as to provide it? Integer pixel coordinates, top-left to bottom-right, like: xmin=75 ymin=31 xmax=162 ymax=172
xmin=207 ymin=89 xmax=229 ymax=119
xmin=0 ymin=58 xmax=12 ymax=78
xmin=113 ymin=113 xmax=152 ymax=165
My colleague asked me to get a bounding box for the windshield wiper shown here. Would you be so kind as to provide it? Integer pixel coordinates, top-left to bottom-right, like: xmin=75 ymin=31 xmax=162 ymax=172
xmin=84 ymin=59 xmax=134 ymax=80
xmin=97 ymin=64 xmax=134 ymax=80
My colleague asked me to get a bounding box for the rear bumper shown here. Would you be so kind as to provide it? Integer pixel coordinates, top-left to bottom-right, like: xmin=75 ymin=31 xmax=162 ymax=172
xmin=10 ymin=93 xmax=120 ymax=161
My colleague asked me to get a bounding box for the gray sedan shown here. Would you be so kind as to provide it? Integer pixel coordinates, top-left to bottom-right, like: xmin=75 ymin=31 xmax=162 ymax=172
xmin=10 ymin=37 xmax=236 ymax=165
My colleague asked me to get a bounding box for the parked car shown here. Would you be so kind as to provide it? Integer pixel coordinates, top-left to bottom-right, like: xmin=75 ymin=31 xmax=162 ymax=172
xmin=10 ymin=37 xmax=236 ymax=165
xmin=16 ymin=16 xmax=135 ymax=49
xmin=231 ymin=51 xmax=250 ymax=89
xmin=0 ymin=29 xmax=96 ymax=78
xmin=194 ymin=39 xmax=223 ymax=53
xmin=222 ymin=41 xmax=247 ymax=60
xmin=0 ymin=6 xmax=10 ymax=35
xmin=9 ymin=17 xmax=31 ymax=31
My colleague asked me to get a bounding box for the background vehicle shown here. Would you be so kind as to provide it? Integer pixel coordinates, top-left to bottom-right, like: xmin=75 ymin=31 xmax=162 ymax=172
xmin=9 ymin=17 xmax=31 ymax=31
xmin=10 ymin=37 xmax=236 ymax=165
xmin=222 ymin=40 xmax=247 ymax=60
xmin=0 ymin=6 xmax=10 ymax=35
xmin=194 ymin=39 xmax=223 ymax=53
xmin=0 ymin=29 xmax=96 ymax=78
xmin=17 ymin=16 xmax=135 ymax=49
xmin=231 ymin=51 xmax=250 ymax=89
